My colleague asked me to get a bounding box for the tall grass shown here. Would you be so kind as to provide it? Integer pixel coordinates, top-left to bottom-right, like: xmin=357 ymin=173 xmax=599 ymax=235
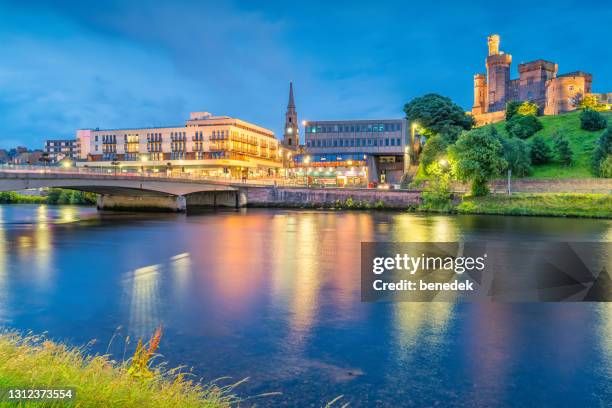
xmin=0 ymin=330 xmax=246 ymax=407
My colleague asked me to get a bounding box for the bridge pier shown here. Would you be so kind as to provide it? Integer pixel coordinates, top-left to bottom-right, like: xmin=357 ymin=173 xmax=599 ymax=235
xmin=97 ymin=194 xmax=187 ymax=212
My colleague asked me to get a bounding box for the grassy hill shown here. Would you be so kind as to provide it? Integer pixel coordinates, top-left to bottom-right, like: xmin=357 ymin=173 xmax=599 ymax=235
xmin=491 ymin=110 xmax=611 ymax=179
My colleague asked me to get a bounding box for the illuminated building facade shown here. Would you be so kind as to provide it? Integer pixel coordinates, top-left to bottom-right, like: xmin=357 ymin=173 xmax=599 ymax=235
xmin=299 ymin=118 xmax=409 ymax=185
xmin=76 ymin=112 xmax=282 ymax=178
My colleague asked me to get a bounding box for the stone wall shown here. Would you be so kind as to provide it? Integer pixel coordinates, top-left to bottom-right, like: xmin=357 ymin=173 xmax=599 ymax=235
xmin=453 ymin=178 xmax=612 ymax=194
xmin=244 ymin=186 xmax=421 ymax=209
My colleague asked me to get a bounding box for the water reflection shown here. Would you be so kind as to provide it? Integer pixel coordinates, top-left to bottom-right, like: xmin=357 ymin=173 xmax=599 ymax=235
xmin=0 ymin=205 xmax=610 ymax=407
xmin=123 ymin=264 xmax=161 ymax=338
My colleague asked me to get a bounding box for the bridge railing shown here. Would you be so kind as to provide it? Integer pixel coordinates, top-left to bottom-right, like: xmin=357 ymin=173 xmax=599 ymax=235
xmin=0 ymin=164 xmax=311 ymax=187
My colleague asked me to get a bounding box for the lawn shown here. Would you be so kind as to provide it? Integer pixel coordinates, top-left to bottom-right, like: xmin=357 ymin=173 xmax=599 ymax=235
xmin=492 ymin=110 xmax=612 ymax=179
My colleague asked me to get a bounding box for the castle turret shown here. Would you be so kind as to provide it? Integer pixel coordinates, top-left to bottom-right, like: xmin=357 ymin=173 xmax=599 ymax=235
xmin=282 ymin=81 xmax=299 ymax=149
xmin=487 ymin=34 xmax=500 ymax=56
xmin=485 ymin=34 xmax=512 ymax=112
xmin=472 ymin=74 xmax=487 ymax=115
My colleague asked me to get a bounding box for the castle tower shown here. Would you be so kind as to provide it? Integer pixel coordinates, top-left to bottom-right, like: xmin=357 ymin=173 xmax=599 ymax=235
xmin=282 ymin=81 xmax=299 ymax=149
xmin=472 ymin=73 xmax=487 ymax=114
xmin=485 ymin=34 xmax=512 ymax=112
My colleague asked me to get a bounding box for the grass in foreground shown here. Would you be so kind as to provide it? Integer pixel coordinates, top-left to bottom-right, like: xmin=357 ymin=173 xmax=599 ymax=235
xmin=0 ymin=331 xmax=241 ymax=407
xmin=456 ymin=193 xmax=612 ymax=218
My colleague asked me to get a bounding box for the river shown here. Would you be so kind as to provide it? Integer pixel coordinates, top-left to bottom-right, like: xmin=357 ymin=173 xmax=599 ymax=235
xmin=0 ymin=204 xmax=610 ymax=406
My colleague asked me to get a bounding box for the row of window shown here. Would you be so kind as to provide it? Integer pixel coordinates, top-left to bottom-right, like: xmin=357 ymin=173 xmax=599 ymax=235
xmin=305 ymin=123 xmax=403 ymax=134
xmin=306 ymin=137 xmax=403 ymax=148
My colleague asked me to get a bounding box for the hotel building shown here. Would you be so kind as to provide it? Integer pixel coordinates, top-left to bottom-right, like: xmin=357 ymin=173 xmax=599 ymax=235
xmin=299 ymin=119 xmax=410 ymax=185
xmin=76 ymin=112 xmax=282 ymax=178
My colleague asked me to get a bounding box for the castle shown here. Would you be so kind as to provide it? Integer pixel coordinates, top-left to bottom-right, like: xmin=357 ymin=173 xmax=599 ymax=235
xmin=471 ymin=34 xmax=610 ymax=126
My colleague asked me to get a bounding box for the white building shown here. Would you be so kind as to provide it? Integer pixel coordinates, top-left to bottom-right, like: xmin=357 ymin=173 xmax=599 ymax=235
xmin=77 ymin=112 xmax=282 ymax=179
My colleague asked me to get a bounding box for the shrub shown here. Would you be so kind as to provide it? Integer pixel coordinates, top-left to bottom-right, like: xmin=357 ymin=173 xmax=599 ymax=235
xmin=593 ymin=126 xmax=612 ymax=176
xmin=505 ymin=115 xmax=543 ymax=139
xmin=505 ymin=101 xmax=521 ymax=121
xmin=502 ymin=137 xmax=532 ymax=177
xmin=530 ymin=135 xmax=553 ymax=165
xmin=600 ymin=155 xmax=612 ymax=178
xmin=517 ymin=101 xmax=539 ymax=116
xmin=580 ymin=109 xmax=607 ymax=131
xmin=553 ymin=134 xmax=573 ymax=166
xmin=420 ymin=161 xmax=453 ymax=211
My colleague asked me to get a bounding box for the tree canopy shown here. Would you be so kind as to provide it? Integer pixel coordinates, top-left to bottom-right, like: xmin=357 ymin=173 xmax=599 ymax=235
xmin=403 ymin=93 xmax=474 ymax=137
xmin=451 ymin=127 xmax=507 ymax=196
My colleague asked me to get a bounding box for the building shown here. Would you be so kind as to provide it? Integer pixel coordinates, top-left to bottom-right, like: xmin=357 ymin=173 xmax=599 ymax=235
xmin=472 ymin=34 xmax=610 ymax=125
xmin=282 ymin=82 xmax=300 ymax=150
xmin=76 ymin=112 xmax=282 ymax=179
xmin=44 ymin=139 xmax=78 ymax=162
xmin=299 ymin=119 xmax=409 ymax=185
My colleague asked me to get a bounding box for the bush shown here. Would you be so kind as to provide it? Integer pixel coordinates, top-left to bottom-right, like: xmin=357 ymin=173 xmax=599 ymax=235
xmin=553 ymin=134 xmax=573 ymax=166
xmin=505 ymin=114 xmax=543 ymax=139
xmin=600 ymin=155 xmax=612 ymax=178
xmin=530 ymin=135 xmax=553 ymax=165
xmin=502 ymin=137 xmax=532 ymax=177
xmin=580 ymin=95 xmax=608 ymax=111
xmin=593 ymin=126 xmax=612 ymax=176
xmin=420 ymin=162 xmax=453 ymax=211
xmin=505 ymin=101 xmax=521 ymax=121
xmin=517 ymin=101 xmax=539 ymax=116
xmin=580 ymin=109 xmax=607 ymax=131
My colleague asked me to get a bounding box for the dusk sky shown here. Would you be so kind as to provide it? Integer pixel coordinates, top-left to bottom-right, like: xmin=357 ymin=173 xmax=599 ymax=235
xmin=0 ymin=0 xmax=610 ymax=148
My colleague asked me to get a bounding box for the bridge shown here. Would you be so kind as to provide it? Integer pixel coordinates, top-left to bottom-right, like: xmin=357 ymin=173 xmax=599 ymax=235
xmin=0 ymin=168 xmax=268 ymax=211
xmin=0 ymin=167 xmax=424 ymax=211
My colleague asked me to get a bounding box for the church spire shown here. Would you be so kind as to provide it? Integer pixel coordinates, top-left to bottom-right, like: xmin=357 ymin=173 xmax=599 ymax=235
xmin=282 ymin=81 xmax=299 ymax=149
xmin=288 ymin=81 xmax=296 ymax=109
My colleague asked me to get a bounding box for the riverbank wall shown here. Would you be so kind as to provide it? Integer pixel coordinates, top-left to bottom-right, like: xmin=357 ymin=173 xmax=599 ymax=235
xmin=243 ymin=186 xmax=421 ymax=209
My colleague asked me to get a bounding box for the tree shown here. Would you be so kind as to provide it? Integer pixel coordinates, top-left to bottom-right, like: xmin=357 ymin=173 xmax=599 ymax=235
xmin=517 ymin=101 xmax=539 ymax=116
xmin=420 ymin=160 xmax=454 ymax=211
xmin=580 ymin=95 xmax=607 ymax=112
xmin=404 ymin=93 xmax=474 ymax=137
xmin=599 ymin=155 xmax=612 ymax=178
xmin=553 ymin=134 xmax=573 ymax=166
xmin=451 ymin=127 xmax=507 ymax=196
xmin=502 ymin=137 xmax=532 ymax=177
xmin=505 ymin=115 xmax=543 ymax=139
xmin=530 ymin=136 xmax=553 ymax=165
xmin=419 ymin=134 xmax=448 ymax=171
xmin=593 ymin=125 xmax=612 ymax=175
xmin=505 ymin=101 xmax=521 ymax=121
xmin=580 ymin=109 xmax=608 ymax=131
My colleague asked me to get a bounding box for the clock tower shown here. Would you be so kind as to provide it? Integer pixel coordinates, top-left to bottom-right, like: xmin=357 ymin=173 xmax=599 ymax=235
xmin=282 ymin=81 xmax=299 ymax=149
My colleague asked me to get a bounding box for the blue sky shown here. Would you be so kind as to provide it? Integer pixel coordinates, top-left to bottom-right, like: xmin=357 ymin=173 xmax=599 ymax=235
xmin=0 ymin=0 xmax=610 ymax=148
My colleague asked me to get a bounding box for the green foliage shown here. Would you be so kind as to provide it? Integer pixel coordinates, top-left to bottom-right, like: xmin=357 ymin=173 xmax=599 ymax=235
xmin=593 ymin=126 xmax=612 ymax=176
xmin=600 ymin=155 xmax=612 ymax=178
xmin=403 ymin=93 xmax=474 ymax=137
xmin=419 ymin=161 xmax=454 ymax=211
xmin=517 ymin=101 xmax=539 ymax=116
xmin=553 ymin=134 xmax=573 ymax=166
xmin=0 ymin=189 xmax=97 ymax=205
xmin=419 ymin=134 xmax=448 ymax=170
xmin=530 ymin=135 xmax=553 ymax=165
xmin=505 ymin=101 xmax=521 ymax=121
xmin=505 ymin=114 xmax=543 ymax=139
xmin=580 ymin=95 xmax=608 ymax=112
xmin=502 ymin=137 xmax=532 ymax=177
xmin=580 ymin=109 xmax=608 ymax=131
xmin=451 ymin=127 xmax=507 ymax=196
